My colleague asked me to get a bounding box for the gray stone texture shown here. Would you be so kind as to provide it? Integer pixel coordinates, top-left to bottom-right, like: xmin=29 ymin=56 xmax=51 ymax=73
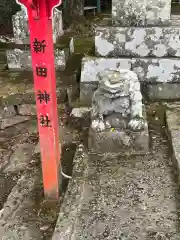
xmin=0 ymin=116 xmax=30 ymax=130
xmin=6 ymin=47 xmax=69 ymax=71
xmin=81 ymin=57 xmax=180 ymax=83
xmin=3 ymin=143 xmax=35 ymax=173
xmin=112 ymin=0 xmax=171 ymax=26
xmin=52 ymin=144 xmax=89 ymax=240
xmin=144 ymin=83 xmax=180 ymax=101
xmin=80 ymin=82 xmax=99 ymax=106
xmin=81 ymin=57 xmax=131 ymax=83
xmin=95 ymin=26 xmax=180 ymax=57
xmin=88 ymin=126 xmax=149 ymax=154
xmin=0 ymin=170 xmax=42 ymax=240
xmin=53 ymin=131 xmax=179 ymax=239
xmin=166 ymin=104 xmax=180 ymax=178
xmin=80 ymin=57 xmax=180 ymax=105
xmin=12 ymin=8 xmax=63 ymax=44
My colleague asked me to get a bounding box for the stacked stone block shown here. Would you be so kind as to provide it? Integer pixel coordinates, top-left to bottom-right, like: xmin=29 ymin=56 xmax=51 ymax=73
xmin=6 ymin=8 xmax=74 ymax=71
xmin=80 ymin=0 xmax=180 ymax=104
xmin=80 ymin=0 xmax=178 ymax=153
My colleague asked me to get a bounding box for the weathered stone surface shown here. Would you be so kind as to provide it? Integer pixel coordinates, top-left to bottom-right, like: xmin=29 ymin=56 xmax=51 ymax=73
xmin=71 ymin=107 xmax=91 ymax=118
xmin=112 ymin=0 xmax=171 ymax=26
xmin=0 ymin=170 xmax=42 ymax=239
xmin=0 ymin=116 xmax=30 ymax=130
xmin=95 ymin=26 xmax=180 ymax=57
xmin=6 ymin=48 xmax=69 ymax=71
xmin=166 ymin=105 xmax=180 ymax=177
xmin=143 ymin=83 xmax=180 ymax=101
xmin=52 ymin=8 xmax=64 ymax=42
xmin=88 ymin=126 xmax=149 ymax=154
xmin=81 ymin=57 xmax=131 ymax=83
xmin=131 ymin=58 xmax=180 ymax=82
xmin=80 ymin=82 xmax=99 ymax=106
xmin=67 ymin=85 xmax=79 ymax=106
xmin=12 ymin=8 xmax=63 ymax=44
xmin=12 ymin=9 xmax=29 ymax=44
xmin=3 ymin=143 xmax=35 ymax=173
xmin=0 ymin=106 xmax=17 ymax=119
xmin=81 ymin=57 xmax=180 ymax=83
xmin=52 ymin=144 xmax=89 ymax=240
xmin=18 ymin=104 xmax=37 ymax=116
xmin=53 ymin=132 xmax=179 ymax=239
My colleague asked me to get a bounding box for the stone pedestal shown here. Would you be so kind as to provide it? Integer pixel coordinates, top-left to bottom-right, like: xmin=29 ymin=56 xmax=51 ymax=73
xmin=89 ymin=125 xmax=149 ymax=154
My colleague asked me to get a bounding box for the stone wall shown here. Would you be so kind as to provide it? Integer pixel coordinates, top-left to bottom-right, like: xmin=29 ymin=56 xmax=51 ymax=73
xmin=81 ymin=57 xmax=180 ymax=84
xmin=80 ymin=57 xmax=180 ymax=105
xmin=95 ymin=27 xmax=180 ymax=57
xmin=112 ymin=0 xmax=171 ymax=26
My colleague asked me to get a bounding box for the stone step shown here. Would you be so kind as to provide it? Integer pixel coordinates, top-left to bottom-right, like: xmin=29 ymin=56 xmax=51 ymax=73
xmin=80 ymin=56 xmax=180 ymax=105
xmin=112 ymin=0 xmax=171 ymax=27
xmin=4 ymin=34 xmax=74 ymax=71
xmin=0 ymin=54 xmax=82 ymax=107
xmin=95 ymin=26 xmax=180 ymax=58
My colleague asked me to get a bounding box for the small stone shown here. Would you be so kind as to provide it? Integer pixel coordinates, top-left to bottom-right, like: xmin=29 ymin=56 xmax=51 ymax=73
xmin=40 ymin=225 xmax=50 ymax=231
xmin=71 ymin=107 xmax=91 ymax=118
xmin=128 ymin=118 xmax=145 ymax=131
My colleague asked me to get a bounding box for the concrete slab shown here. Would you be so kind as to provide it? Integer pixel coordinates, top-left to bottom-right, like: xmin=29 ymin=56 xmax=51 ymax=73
xmin=53 ymin=135 xmax=179 ymax=239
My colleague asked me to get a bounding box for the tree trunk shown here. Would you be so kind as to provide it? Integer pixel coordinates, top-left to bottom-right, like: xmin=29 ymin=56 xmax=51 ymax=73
xmin=63 ymin=0 xmax=84 ymax=28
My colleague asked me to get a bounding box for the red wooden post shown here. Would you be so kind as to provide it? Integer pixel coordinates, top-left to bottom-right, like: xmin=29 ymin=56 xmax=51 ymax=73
xmin=16 ymin=0 xmax=62 ymax=199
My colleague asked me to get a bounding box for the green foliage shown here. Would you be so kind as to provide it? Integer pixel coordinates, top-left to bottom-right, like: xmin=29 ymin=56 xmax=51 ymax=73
xmin=0 ymin=0 xmax=20 ymax=21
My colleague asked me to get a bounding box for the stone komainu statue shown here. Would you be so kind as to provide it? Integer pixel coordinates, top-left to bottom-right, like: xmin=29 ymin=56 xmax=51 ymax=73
xmin=91 ymin=69 xmax=145 ymax=132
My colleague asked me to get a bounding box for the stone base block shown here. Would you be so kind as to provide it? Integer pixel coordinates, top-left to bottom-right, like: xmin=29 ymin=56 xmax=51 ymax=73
xmin=6 ymin=48 xmax=69 ymax=71
xmin=81 ymin=57 xmax=180 ymax=84
xmin=80 ymin=56 xmax=180 ymax=105
xmin=88 ymin=125 xmax=149 ymax=154
xmin=95 ymin=26 xmax=180 ymax=57
xmin=112 ymin=0 xmax=171 ymax=27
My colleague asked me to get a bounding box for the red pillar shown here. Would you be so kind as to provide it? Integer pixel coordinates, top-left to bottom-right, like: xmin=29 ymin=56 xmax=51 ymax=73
xmin=16 ymin=0 xmax=62 ymax=199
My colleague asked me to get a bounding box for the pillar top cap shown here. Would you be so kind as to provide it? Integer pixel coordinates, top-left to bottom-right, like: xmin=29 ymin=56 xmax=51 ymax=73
xmin=16 ymin=0 xmax=62 ymax=19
